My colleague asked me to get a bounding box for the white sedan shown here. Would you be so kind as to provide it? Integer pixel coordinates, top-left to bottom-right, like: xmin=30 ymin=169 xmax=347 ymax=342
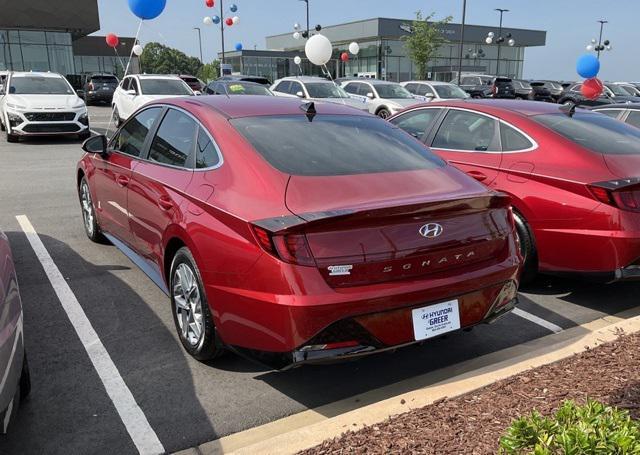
xmin=400 ymin=81 xmax=470 ymax=102
xmin=112 ymin=74 xmax=195 ymax=124
xmin=0 ymin=72 xmax=89 ymax=142
xmin=271 ymin=77 xmax=368 ymax=111
xmin=341 ymin=79 xmax=422 ymax=118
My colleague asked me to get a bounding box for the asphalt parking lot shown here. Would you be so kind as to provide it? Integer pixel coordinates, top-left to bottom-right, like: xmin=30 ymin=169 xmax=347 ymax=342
xmin=1 ymin=105 xmax=640 ymax=455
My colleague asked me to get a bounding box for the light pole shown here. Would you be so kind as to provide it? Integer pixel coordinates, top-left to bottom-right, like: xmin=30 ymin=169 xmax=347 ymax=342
xmin=596 ymin=20 xmax=609 ymax=60
xmin=456 ymin=0 xmax=467 ymax=84
xmin=495 ymin=8 xmax=508 ymax=76
xmin=299 ymin=0 xmax=310 ymax=39
xmin=219 ymin=0 xmax=226 ymax=64
xmin=193 ymin=27 xmax=203 ymax=63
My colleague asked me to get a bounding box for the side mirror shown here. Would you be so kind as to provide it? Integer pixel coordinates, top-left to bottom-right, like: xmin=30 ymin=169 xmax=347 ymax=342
xmin=126 ymin=89 xmax=137 ymax=96
xmin=76 ymin=89 xmax=85 ymax=98
xmin=425 ymin=93 xmax=435 ymax=99
xmin=296 ymin=91 xmax=305 ymax=98
xmin=193 ymin=90 xmax=202 ymax=96
xmin=82 ymin=135 xmax=107 ymax=155
xmin=366 ymin=92 xmax=375 ymax=99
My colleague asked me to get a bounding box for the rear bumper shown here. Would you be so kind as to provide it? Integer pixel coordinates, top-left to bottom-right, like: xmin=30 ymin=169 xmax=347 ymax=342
xmin=86 ymin=91 xmax=114 ymax=101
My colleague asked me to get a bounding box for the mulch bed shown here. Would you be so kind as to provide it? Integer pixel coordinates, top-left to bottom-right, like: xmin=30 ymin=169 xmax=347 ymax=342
xmin=300 ymin=330 xmax=640 ymax=455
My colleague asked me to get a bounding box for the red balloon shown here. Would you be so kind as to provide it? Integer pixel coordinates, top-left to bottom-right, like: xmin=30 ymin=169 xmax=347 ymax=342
xmin=105 ymin=33 xmax=119 ymax=49
xmin=225 ymin=17 xmax=233 ymax=26
xmin=205 ymin=0 xmax=214 ymax=7
xmin=340 ymin=52 xmax=349 ymax=62
xmin=581 ymin=77 xmax=604 ymax=100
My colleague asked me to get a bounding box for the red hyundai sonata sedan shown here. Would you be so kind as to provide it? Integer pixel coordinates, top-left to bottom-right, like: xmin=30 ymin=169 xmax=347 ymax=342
xmin=76 ymin=96 xmax=521 ymax=369
xmin=389 ymin=100 xmax=640 ymax=283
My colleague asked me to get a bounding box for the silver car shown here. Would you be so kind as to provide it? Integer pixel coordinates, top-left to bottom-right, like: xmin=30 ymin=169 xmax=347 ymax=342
xmin=270 ymin=77 xmax=369 ymax=111
xmin=341 ymin=79 xmax=422 ymax=118
xmin=0 ymin=229 xmax=30 ymax=433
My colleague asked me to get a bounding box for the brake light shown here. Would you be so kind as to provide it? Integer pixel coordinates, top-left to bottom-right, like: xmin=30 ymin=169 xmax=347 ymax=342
xmin=588 ymin=185 xmax=615 ymax=205
xmin=492 ymin=84 xmax=497 ymax=95
xmin=588 ymin=180 xmax=640 ymax=212
xmin=251 ymin=225 xmax=315 ymax=266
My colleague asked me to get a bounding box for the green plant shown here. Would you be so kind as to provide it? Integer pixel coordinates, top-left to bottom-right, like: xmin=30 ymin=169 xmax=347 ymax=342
xmin=499 ymin=399 xmax=640 ymax=454
xmin=139 ymin=42 xmax=203 ymax=76
xmin=197 ymin=60 xmax=220 ymax=84
xmin=402 ymin=11 xmax=452 ymax=80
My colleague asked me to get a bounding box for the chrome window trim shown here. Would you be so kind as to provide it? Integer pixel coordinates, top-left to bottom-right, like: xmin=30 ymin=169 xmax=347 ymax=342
xmin=396 ymin=106 xmax=539 ymax=154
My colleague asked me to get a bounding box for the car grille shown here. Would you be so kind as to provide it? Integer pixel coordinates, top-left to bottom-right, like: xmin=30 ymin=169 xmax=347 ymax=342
xmin=23 ymin=124 xmax=80 ymax=133
xmin=24 ymin=112 xmax=76 ymax=122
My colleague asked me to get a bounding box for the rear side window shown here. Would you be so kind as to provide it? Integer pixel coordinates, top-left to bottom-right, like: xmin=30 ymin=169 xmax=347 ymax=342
xmin=596 ymin=109 xmax=623 ymax=119
xmin=195 ymin=128 xmax=221 ymax=169
xmin=389 ymin=108 xmax=442 ymax=140
xmin=230 ymin=115 xmax=444 ymax=176
xmin=111 ymin=107 xmax=162 ymax=157
xmin=535 ymin=113 xmax=640 ymax=155
xmin=432 ymin=110 xmax=498 ymax=151
xmin=343 ymin=83 xmax=359 ymax=94
xmin=148 ymin=109 xmax=197 ymax=167
xmin=416 ymin=84 xmax=434 ymax=96
xmin=274 ymin=81 xmax=291 ymax=94
xmin=500 ymin=123 xmax=534 ymax=151
xmin=627 ymin=111 xmax=640 ymax=129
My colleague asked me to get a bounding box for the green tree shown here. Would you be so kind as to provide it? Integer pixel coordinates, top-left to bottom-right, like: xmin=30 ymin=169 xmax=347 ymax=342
xmin=402 ymin=11 xmax=452 ymax=80
xmin=197 ymin=60 xmax=220 ymax=83
xmin=139 ymin=42 xmax=203 ymax=76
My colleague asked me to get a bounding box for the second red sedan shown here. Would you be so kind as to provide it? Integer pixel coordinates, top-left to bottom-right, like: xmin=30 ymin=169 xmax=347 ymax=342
xmin=390 ymin=100 xmax=640 ymax=283
xmin=77 ymin=97 xmax=520 ymax=369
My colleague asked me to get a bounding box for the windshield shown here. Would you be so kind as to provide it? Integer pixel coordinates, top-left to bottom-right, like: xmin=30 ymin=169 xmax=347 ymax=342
xmin=10 ymin=76 xmax=73 ymax=95
xmin=231 ymin=115 xmax=443 ymax=176
xmin=606 ymin=84 xmax=631 ymax=96
xmin=92 ymin=76 xmax=118 ymax=84
xmin=535 ymin=112 xmax=640 ymax=155
xmin=305 ymin=82 xmax=349 ymax=99
xmin=226 ymin=83 xmax=272 ymax=96
xmin=434 ymin=84 xmax=469 ymax=99
xmin=139 ymin=79 xmax=193 ymax=96
xmin=375 ymin=84 xmax=414 ymax=99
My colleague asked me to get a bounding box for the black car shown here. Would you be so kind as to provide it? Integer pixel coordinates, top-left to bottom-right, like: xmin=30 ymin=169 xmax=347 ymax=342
xmin=512 ymin=80 xmax=533 ymax=100
xmin=559 ymin=82 xmax=640 ymax=107
xmin=529 ymin=81 xmax=555 ymax=102
xmin=178 ymin=75 xmax=205 ymax=93
xmin=592 ymin=103 xmax=640 ymax=129
xmin=451 ymin=74 xmax=515 ymax=99
xmin=204 ymin=80 xmax=273 ymax=96
xmin=536 ymin=80 xmax=564 ymax=102
xmin=216 ymin=75 xmax=271 ymax=86
xmin=82 ymin=73 xmax=119 ymax=105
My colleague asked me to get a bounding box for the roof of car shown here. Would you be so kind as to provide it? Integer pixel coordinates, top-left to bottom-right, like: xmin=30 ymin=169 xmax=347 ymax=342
xmin=164 ymin=95 xmax=371 ymax=119
xmin=11 ymin=71 xmax=64 ymax=78
xmin=277 ymin=76 xmax=333 ymax=83
xmin=402 ymin=80 xmax=454 ymax=86
xmin=342 ymin=79 xmax=398 ymax=86
xmin=592 ymin=103 xmax=640 ymax=110
xmin=132 ymin=74 xmax=182 ymax=80
xmin=419 ymin=99 xmax=584 ymax=117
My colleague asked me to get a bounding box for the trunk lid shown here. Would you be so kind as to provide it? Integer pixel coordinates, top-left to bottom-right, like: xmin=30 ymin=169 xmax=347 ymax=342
xmin=602 ymin=154 xmax=640 ymax=179
xmin=284 ymin=168 xmax=513 ymax=287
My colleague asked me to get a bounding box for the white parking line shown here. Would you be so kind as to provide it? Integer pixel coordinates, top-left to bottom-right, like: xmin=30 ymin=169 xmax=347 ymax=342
xmin=16 ymin=215 xmax=164 ymax=455
xmin=512 ymin=307 xmax=563 ymax=333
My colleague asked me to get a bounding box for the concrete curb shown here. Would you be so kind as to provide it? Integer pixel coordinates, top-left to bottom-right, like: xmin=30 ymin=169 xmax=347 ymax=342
xmin=176 ymin=307 xmax=640 ymax=455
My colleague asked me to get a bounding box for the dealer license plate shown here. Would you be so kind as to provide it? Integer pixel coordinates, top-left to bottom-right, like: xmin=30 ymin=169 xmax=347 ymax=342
xmin=412 ymin=300 xmax=461 ymax=341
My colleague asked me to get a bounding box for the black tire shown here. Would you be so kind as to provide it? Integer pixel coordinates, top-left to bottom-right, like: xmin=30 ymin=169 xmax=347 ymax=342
xmin=19 ymin=352 xmax=31 ymax=400
xmin=6 ymin=130 xmax=18 ymax=143
xmin=513 ymin=211 xmax=538 ymax=284
xmin=170 ymin=247 xmax=223 ymax=362
xmin=0 ymin=118 xmax=5 ymax=131
xmin=78 ymin=130 xmax=91 ymax=141
xmin=112 ymin=106 xmax=122 ymax=127
xmin=78 ymin=176 xmax=107 ymax=243
xmin=377 ymin=108 xmax=391 ymax=119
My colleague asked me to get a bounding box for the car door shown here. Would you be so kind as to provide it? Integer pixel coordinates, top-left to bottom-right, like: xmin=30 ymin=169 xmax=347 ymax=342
xmin=389 ymin=107 xmax=444 ymax=141
xmin=272 ymin=80 xmax=293 ymax=97
xmin=127 ymin=107 xmax=198 ymax=271
xmin=124 ymin=78 xmax=141 ymax=118
xmin=93 ymin=106 xmax=164 ymax=245
xmin=428 ymin=108 xmax=502 ymax=185
xmin=288 ymin=81 xmax=305 ymax=98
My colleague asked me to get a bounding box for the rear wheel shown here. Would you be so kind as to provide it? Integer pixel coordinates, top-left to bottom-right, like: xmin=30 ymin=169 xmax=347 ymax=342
xmin=377 ymin=108 xmax=391 ymax=119
xmin=79 ymin=176 xmax=107 ymax=243
xmin=112 ymin=106 xmax=122 ymax=127
xmin=513 ymin=211 xmax=538 ymax=284
xmin=170 ymin=247 xmax=223 ymax=361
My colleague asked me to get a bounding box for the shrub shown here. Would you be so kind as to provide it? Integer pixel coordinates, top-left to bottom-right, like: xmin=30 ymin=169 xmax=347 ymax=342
xmin=499 ymin=399 xmax=640 ymax=454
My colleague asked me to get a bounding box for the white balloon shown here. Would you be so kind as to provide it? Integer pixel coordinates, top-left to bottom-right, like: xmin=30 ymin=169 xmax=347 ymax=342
xmin=294 ymin=56 xmax=302 ymax=65
xmin=132 ymin=44 xmax=144 ymax=56
xmin=586 ymin=44 xmax=594 ymax=51
xmin=348 ymin=41 xmax=360 ymax=55
xmin=203 ymin=16 xmax=213 ymax=25
xmin=508 ymin=38 xmax=515 ymax=47
xmin=485 ymin=37 xmax=493 ymax=44
xmin=606 ymin=44 xmax=612 ymax=51
xmin=488 ymin=31 xmax=495 ymax=38
xmin=294 ymin=23 xmax=300 ymax=30
xmin=293 ymin=31 xmax=301 ymax=40
xmin=232 ymin=16 xmax=239 ymax=24
xmin=591 ymin=38 xmax=597 ymax=44
xmin=305 ymin=34 xmax=333 ymax=66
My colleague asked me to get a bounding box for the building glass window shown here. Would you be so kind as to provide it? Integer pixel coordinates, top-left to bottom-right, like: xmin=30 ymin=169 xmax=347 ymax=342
xmin=21 ymin=44 xmax=49 ymax=71
xmin=0 ymin=28 xmax=75 ymax=75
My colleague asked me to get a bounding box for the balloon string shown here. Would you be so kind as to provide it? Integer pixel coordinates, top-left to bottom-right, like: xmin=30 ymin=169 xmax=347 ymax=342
xmin=323 ymin=64 xmax=347 ymax=107
xmin=113 ymin=48 xmax=126 ymax=74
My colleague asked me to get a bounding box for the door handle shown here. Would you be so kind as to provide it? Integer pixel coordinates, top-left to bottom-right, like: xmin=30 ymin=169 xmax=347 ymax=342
xmin=158 ymin=196 xmax=174 ymax=211
xmin=116 ymin=175 xmax=130 ymax=187
xmin=467 ymin=170 xmax=487 ymax=182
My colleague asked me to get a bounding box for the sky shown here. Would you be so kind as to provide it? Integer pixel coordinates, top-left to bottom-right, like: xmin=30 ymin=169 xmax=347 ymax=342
xmin=95 ymin=0 xmax=640 ymax=81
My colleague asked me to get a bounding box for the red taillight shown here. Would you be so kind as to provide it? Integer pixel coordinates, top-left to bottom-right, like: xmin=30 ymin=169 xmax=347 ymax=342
xmin=588 ymin=182 xmax=640 ymax=212
xmin=491 ymin=84 xmax=497 ymax=95
xmin=588 ymin=185 xmax=615 ymax=205
xmin=88 ymin=82 xmax=95 ymax=91
xmin=613 ymin=190 xmax=640 ymax=211
xmin=251 ymin=225 xmax=315 ymax=266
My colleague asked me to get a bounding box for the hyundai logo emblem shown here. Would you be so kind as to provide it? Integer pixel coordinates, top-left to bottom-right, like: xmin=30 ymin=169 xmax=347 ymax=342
xmin=419 ymin=223 xmax=443 ymax=239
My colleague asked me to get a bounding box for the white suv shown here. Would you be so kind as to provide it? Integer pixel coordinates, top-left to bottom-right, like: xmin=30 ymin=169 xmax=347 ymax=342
xmin=112 ymin=74 xmax=194 ymax=125
xmin=0 ymin=72 xmax=89 ymax=143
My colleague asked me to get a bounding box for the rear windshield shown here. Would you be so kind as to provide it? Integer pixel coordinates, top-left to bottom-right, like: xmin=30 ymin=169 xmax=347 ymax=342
xmin=231 ymin=115 xmax=444 ymax=176
xmin=535 ymin=112 xmax=640 ymax=155
xmin=139 ymin=79 xmax=193 ymax=95
xmin=92 ymin=76 xmax=118 ymax=83
xmin=242 ymin=77 xmax=270 ymax=86
xmin=226 ymin=83 xmax=272 ymax=96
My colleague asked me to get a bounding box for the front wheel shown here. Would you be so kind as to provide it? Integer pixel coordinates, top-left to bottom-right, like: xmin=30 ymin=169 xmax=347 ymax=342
xmin=170 ymin=247 xmax=223 ymax=361
xmin=5 ymin=127 xmax=18 ymax=143
xmin=377 ymin=108 xmax=391 ymax=119
xmin=112 ymin=106 xmax=122 ymax=127
xmin=79 ymin=176 xmax=107 ymax=243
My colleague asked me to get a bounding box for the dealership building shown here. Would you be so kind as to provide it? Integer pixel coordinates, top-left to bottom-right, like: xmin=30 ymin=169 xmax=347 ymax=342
xmin=0 ymin=0 xmax=138 ymax=83
xmin=221 ymin=17 xmax=546 ymax=82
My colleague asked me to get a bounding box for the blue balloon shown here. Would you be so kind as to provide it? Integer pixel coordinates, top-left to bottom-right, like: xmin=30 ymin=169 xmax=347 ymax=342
xmin=128 ymin=0 xmax=167 ymax=20
xmin=230 ymin=4 xmax=238 ymax=12
xmin=576 ymin=54 xmax=600 ymax=79
xmin=212 ymin=15 xmax=221 ymax=24
xmin=235 ymin=42 xmax=243 ymax=51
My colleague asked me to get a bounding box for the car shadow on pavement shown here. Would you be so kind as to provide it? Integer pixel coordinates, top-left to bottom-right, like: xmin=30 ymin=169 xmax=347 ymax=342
xmin=0 ymin=233 xmax=215 ymax=455
xmin=9 ymin=135 xmax=86 ymax=146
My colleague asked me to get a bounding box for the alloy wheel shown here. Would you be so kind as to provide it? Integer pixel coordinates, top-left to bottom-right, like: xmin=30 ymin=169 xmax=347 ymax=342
xmin=173 ymin=263 xmax=204 ymax=347
xmin=80 ymin=181 xmax=95 ymax=237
